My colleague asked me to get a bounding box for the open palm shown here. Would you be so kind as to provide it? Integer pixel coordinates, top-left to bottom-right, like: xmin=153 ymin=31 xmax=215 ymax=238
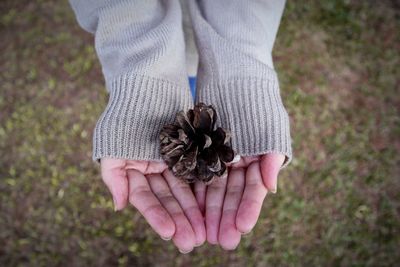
xmin=101 ymin=158 xmax=206 ymax=253
xmin=194 ymin=154 xmax=285 ymax=250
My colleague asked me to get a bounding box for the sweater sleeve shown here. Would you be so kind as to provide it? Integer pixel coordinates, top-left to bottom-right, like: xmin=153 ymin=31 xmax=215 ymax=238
xmin=69 ymin=0 xmax=193 ymax=162
xmin=188 ymin=0 xmax=292 ymax=167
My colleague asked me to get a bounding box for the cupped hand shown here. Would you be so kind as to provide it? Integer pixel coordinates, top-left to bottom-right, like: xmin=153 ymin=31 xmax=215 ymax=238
xmin=193 ymin=154 xmax=285 ymax=250
xmin=101 ymin=158 xmax=206 ymax=253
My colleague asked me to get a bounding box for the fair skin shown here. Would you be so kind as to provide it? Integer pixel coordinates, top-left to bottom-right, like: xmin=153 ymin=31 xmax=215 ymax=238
xmin=101 ymin=153 xmax=284 ymax=253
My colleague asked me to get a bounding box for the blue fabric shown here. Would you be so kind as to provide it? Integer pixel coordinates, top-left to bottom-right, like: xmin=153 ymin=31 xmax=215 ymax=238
xmin=189 ymin=76 xmax=196 ymax=99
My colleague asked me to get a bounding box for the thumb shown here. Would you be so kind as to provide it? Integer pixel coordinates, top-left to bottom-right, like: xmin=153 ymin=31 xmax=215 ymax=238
xmin=101 ymin=158 xmax=129 ymax=211
xmin=260 ymin=154 xmax=285 ymax=193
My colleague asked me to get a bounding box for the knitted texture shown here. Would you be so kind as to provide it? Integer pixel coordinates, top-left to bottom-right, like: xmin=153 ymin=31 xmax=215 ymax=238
xmin=70 ymin=0 xmax=292 ymax=166
xmin=69 ymin=0 xmax=193 ymax=162
xmin=188 ymin=0 xmax=292 ymax=166
xmin=93 ymin=73 xmax=193 ymax=162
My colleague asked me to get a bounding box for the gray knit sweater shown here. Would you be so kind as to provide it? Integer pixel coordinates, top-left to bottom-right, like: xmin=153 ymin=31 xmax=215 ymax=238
xmin=69 ymin=0 xmax=292 ymax=167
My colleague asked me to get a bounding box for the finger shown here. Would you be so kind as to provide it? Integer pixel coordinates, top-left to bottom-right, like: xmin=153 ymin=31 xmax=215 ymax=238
xmin=127 ymin=170 xmax=175 ymax=240
xmin=205 ymin=174 xmax=228 ymax=244
xmin=236 ymin=161 xmax=268 ymax=234
xmin=101 ymin=158 xmax=129 ymax=211
xmin=146 ymin=161 xmax=168 ymax=174
xmin=228 ymin=157 xmax=244 ymax=168
xmin=148 ymin=173 xmax=196 ymax=253
xmin=225 ymin=154 xmax=241 ymax=167
xmin=194 ymin=181 xmax=206 ymax=215
xmin=164 ymin=170 xmax=206 ymax=247
xmin=230 ymin=156 xmax=259 ymax=168
xmin=125 ymin=160 xmax=167 ymax=174
xmin=125 ymin=160 xmax=149 ymax=173
xmin=243 ymin=156 xmax=260 ymax=166
xmin=260 ymin=154 xmax=285 ymax=193
xmin=218 ymin=168 xmax=245 ymax=250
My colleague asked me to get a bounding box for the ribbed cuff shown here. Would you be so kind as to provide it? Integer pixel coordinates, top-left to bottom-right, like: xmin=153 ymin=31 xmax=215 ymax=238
xmin=196 ymin=73 xmax=292 ymax=168
xmin=93 ymin=73 xmax=193 ymax=163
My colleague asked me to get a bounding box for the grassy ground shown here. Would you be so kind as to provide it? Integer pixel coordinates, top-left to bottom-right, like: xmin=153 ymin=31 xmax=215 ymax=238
xmin=1 ymin=1 xmax=399 ymax=266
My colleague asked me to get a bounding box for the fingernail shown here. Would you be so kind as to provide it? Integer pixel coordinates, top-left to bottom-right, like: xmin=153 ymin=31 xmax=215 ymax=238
xmin=113 ymin=197 xmax=119 ymax=211
xmin=271 ymin=187 xmax=277 ymax=194
xmin=179 ymin=248 xmax=193 ymax=254
xmin=161 ymin=236 xmax=172 ymax=241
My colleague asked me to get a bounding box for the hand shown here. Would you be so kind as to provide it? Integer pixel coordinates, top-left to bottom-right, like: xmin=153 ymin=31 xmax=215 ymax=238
xmin=193 ymin=154 xmax=285 ymax=250
xmin=101 ymin=158 xmax=206 ymax=253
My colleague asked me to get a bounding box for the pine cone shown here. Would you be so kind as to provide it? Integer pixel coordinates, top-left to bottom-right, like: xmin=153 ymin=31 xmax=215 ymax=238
xmin=160 ymin=103 xmax=235 ymax=184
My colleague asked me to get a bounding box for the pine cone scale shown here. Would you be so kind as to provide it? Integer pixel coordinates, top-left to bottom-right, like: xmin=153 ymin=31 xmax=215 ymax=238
xmin=176 ymin=111 xmax=195 ymax=135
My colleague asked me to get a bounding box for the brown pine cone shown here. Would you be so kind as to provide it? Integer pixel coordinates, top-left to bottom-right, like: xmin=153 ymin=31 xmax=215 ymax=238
xmin=159 ymin=103 xmax=235 ymax=184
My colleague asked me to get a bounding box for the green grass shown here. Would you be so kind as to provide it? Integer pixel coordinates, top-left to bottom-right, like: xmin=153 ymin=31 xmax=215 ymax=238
xmin=1 ymin=0 xmax=399 ymax=266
